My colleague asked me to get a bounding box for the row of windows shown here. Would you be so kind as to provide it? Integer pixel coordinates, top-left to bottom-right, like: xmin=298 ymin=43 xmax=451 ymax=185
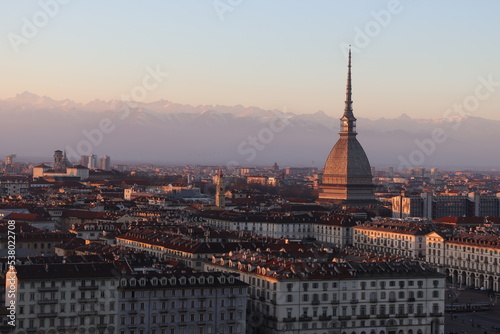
xmin=19 ymin=290 xmax=113 ymax=301
xmin=284 ymin=302 xmax=439 ymax=317
xmin=284 ymin=279 xmax=437 ymax=291
xmin=20 ymin=279 xmax=112 ymax=289
xmin=120 ymin=298 xmax=242 ymax=311
xmin=284 ymin=290 xmax=440 ymax=303
xmin=120 ymin=311 xmax=243 ymax=325
xmin=18 ymin=302 xmax=114 ymax=314
xmin=122 ymin=287 xmax=243 ymax=298
xmin=18 ymin=315 xmax=114 ymax=329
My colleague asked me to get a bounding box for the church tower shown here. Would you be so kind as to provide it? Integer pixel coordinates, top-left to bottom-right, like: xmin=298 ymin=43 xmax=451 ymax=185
xmin=215 ymin=169 xmax=226 ymax=209
xmin=318 ymin=48 xmax=375 ymax=205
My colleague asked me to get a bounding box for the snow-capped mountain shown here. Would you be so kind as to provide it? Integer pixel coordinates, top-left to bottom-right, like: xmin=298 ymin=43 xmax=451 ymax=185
xmin=1 ymin=93 xmax=499 ymax=169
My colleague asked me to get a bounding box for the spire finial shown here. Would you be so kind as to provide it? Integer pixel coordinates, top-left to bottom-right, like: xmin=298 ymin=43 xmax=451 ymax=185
xmin=344 ymin=46 xmax=353 ymax=118
xmin=340 ymin=46 xmax=357 ymax=135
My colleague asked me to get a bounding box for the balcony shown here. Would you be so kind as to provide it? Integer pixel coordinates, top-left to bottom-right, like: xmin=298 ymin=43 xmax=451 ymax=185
xmin=299 ymin=315 xmax=312 ymax=322
xmin=396 ymin=313 xmax=408 ymax=318
xmin=38 ymin=312 xmax=58 ymax=318
xmin=37 ymin=287 xmax=59 ymax=292
xmin=338 ymin=316 xmax=351 ymax=321
xmin=37 ymin=299 xmax=58 ymax=305
xmin=430 ymin=312 xmax=443 ymax=317
xmin=389 ymin=298 xmax=396 ymax=302
xmin=407 ymin=297 xmax=415 ymax=302
xmin=415 ymin=313 xmax=427 ymax=318
xmin=376 ymin=314 xmax=389 ymax=319
xmin=78 ymin=298 xmax=98 ymax=303
xmin=357 ymin=315 xmax=370 ymax=319
xmin=78 ymin=310 xmax=98 ymax=316
xmin=330 ymin=300 xmax=339 ymax=304
xmin=283 ymin=317 xmax=296 ymax=323
xmin=129 ymin=309 xmax=138 ymax=314
xmin=79 ymin=285 xmax=98 ymax=291
xmin=319 ymin=315 xmax=332 ymax=321
xmin=311 ymin=300 xmax=320 ymax=305
xmin=369 ymin=298 xmax=378 ymax=303
xmin=350 ymin=299 xmax=359 ymax=304
xmin=264 ymin=315 xmax=278 ymax=322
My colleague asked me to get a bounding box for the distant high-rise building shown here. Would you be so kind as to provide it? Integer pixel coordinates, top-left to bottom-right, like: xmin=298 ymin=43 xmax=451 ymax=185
xmin=5 ymin=154 xmax=16 ymax=165
xmin=272 ymin=162 xmax=279 ymax=171
xmin=99 ymin=155 xmax=111 ymax=170
xmin=215 ymin=169 xmax=225 ymax=209
xmin=79 ymin=155 xmax=89 ymax=167
xmin=386 ymin=166 xmax=394 ymax=178
xmin=318 ymin=49 xmax=375 ymax=205
xmin=88 ymin=154 xmax=98 ymax=169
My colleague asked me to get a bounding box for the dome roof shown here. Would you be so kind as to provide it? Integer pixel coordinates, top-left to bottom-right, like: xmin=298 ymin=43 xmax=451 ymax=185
xmin=322 ymin=135 xmax=373 ymax=185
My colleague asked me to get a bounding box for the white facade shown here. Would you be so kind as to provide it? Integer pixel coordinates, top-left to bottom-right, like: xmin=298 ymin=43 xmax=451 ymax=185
xmin=202 ymin=216 xmax=315 ymax=240
xmin=426 ymin=232 xmax=500 ymax=291
xmin=206 ymin=257 xmax=445 ymax=334
xmin=353 ymin=224 xmax=427 ymax=259
xmin=11 ymin=263 xmax=119 ymax=334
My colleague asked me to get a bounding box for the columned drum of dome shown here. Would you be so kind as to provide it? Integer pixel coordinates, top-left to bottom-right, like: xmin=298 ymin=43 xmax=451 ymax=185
xmin=318 ymin=48 xmax=375 ymax=205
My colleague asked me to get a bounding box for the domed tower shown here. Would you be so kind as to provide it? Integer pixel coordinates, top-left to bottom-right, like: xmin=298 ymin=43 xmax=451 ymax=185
xmin=318 ymin=48 xmax=375 ymax=205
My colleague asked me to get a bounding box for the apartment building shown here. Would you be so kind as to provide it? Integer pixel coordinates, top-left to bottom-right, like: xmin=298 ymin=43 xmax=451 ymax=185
xmin=206 ymin=251 xmax=445 ymax=334
xmin=426 ymin=231 xmax=500 ymax=291
xmin=353 ymin=221 xmax=430 ymax=259
xmin=117 ymin=272 xmax=248 ymax=334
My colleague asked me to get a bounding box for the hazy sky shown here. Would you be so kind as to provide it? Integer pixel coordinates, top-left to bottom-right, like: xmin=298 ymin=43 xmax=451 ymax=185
xmin=1 ymin=0 xmax=500 ymax=120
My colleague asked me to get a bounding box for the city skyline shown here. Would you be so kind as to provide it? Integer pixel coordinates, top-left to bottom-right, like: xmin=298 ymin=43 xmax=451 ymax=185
xmin=1 ymin=1 xmax=500 ymax=120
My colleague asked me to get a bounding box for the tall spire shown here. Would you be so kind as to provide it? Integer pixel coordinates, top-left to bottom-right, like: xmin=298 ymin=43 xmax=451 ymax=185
xmin=343 ymin=46 xmax=355 ymax=120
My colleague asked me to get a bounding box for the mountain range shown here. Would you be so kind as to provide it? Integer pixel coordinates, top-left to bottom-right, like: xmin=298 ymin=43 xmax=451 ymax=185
xmin=1 ymin=92 xmax=499 ymax=170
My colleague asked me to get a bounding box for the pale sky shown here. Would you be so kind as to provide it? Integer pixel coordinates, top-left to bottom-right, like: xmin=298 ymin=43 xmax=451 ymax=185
xmin=1 ymin=0 xmax=500 ymax=120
